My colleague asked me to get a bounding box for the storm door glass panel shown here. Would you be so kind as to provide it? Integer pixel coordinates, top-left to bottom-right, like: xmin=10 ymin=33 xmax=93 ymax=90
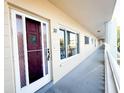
xmin=43 ymin=23 xmax=48 ymax=75
xmin=26 ymin=18 xmax=43 ymax=84
xmin=16 ymin=15 xmax=26 ymax=88
xmin=67 ymin=31 xmax=77 ymax=57
xmin=59 ymin=29 xmax=66 ymax=59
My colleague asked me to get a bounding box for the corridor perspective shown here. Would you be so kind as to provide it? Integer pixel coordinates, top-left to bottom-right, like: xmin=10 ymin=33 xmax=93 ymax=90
xmin=37 ymin=46 xmax=105 ymax=93
xmin=4 ymin=0 xmax=120 ymax=93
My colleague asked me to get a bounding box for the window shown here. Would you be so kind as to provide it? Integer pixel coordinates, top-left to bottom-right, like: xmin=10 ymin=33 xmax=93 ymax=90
xmin=59 ymin=29 xmax=66 ymax=59
xmin=67 ymin=31 xmax=77 ymax=57
xmin=59 ymin=29 xmax=80 ymax=59
xmin=94 ymin=39 xmax=96 ymax=47
xmin=91 ymin=38 xmax=93 ymax=44
xmin=84 ymin=36 xmax=89 ymax=44
xmin=77 ymin=34 xmax=80 ymax=53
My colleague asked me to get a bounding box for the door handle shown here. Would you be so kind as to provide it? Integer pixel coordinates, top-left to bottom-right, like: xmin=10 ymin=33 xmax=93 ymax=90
xmin=47 ymin=49 xmax=50 ymax=61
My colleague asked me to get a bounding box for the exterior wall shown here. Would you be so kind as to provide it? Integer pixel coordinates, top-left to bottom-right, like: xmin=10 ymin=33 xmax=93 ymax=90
xmin=4 ymin=0 xmax=99 ymax=93
xmin=4 ymin=2 xmax=16 ymax=93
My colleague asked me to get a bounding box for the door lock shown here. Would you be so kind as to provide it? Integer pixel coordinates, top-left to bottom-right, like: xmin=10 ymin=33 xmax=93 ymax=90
xmin=47 ymin=49 xmax=50 ymax=61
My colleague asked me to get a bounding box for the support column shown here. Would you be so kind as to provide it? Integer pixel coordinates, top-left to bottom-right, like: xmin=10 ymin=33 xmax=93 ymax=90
xmin=105 ymin=20 xmax=117 ymax=60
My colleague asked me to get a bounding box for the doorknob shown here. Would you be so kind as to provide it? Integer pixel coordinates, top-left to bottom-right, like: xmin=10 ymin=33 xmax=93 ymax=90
xmin=47 ymin=49 xmax=50 ymax=61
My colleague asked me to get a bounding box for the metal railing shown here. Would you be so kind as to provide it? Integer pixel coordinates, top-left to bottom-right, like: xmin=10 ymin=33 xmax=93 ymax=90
xmin=104 ymin=43 xmax=120 ymax=93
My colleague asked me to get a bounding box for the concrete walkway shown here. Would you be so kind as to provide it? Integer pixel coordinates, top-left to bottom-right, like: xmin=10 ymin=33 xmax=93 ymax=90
xmin=45 ymin=47 xmax=105 ymax=93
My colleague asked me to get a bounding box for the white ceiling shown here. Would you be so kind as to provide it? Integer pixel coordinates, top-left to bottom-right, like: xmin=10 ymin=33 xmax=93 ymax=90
xmin=49 ymin=0 xmax=116 ymax=39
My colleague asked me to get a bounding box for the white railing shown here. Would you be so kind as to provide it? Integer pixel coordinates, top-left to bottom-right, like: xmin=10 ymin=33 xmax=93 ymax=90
xmin=104 ymin=43 xmax=120 ymax=93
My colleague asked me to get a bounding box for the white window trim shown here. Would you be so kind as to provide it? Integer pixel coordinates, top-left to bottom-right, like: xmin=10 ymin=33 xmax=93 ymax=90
xmin=58 ymin=26 xmax=80 ymax=61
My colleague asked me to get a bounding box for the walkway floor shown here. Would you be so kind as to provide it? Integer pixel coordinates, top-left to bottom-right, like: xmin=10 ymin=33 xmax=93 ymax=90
xmin=45 ymin=47 xmax=105 ymax=93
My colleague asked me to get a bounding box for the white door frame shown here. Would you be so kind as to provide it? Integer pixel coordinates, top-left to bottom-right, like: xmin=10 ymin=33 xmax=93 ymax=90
xmin=11 ymin=9 xmax=51 ymax=93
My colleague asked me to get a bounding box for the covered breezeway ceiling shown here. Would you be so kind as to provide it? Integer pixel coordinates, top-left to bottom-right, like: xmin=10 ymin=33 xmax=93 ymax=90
xmin=48 ymin=0 xmax=116 ymax=39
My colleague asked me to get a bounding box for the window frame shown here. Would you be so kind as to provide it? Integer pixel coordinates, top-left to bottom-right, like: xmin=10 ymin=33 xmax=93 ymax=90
xmin=59 ymin=29 xmax=66 ymax=59
xmin=67 ymin=31 xmax=77 ymax=57
xmin=58 ymin=27 xmax=80 ymax=60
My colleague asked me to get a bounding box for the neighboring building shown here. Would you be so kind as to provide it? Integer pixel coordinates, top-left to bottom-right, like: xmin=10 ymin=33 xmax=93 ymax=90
xmin=4 ymin=0 xmax=118 ymax=93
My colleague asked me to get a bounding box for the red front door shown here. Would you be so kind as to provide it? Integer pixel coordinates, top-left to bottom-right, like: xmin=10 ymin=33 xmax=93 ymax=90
xmin=26 ymin=18 xmax=43 ymax=84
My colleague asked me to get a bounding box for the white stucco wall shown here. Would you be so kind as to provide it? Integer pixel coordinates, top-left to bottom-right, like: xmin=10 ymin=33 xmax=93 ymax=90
xmin=4 ymin=0 xmax=99 ymax=93
xmin=4 ymin=2 xmax=16 ymax=93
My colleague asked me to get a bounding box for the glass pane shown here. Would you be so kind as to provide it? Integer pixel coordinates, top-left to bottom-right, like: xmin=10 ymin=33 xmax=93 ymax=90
xmin=85 ymin=36 xmax=89 ymax=44
xmin=26 ymin=18 xmax=43 ymax=84
xmin=26 ymin=18 xmax=41 ymax=50
xmin=59 ymin=29 xmax=66 ymax=59
xmin=43 ymin=23 xmax=48 ymax=75
xmin=95 ymin=39 xmax=96 ymax=47
xmin=77 ymin=34 xmax=80 ymax=53
xmin=28 ymin=51 xmax=43 ymax=83
xmin=92 ymin=38 xmax=93 ymax=44
xmin=67 ymin=31 xmax=77 ymax=57
xmin=16 ymin=15 xmax=26 ymax=88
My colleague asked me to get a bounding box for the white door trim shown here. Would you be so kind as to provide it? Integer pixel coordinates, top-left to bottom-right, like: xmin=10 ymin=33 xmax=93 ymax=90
xmin=11 ymin=9 xmax=51 ymax=93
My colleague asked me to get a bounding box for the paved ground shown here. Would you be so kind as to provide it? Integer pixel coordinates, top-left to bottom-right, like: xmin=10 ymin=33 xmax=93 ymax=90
xmin=45 ymin=47 xmax=105 ymax=93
